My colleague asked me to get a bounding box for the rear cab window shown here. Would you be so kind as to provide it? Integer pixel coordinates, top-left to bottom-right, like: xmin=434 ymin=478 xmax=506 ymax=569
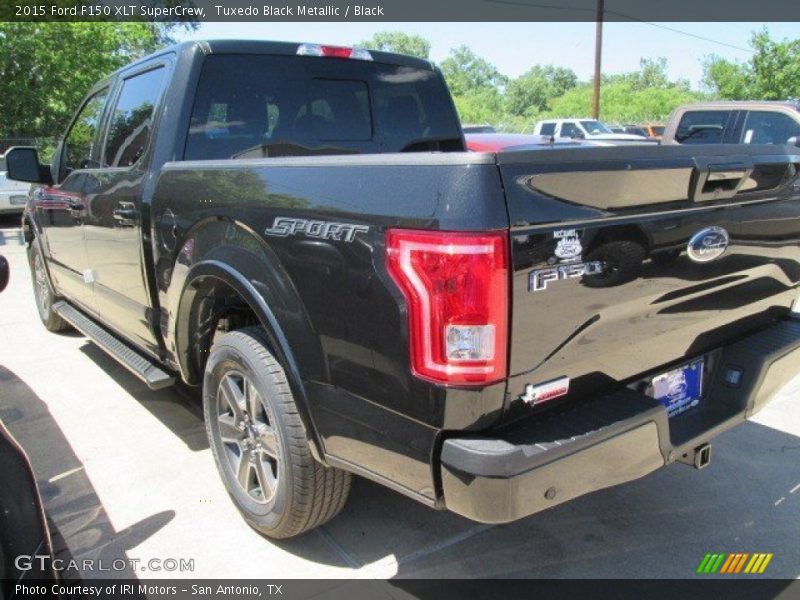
xmin=741 ymin=110 xmax=800 ymax=144
xmin=184 ymin=54 xmax=463 ymax=160
xmin=559 ymin=122 xmax=579 ymax=138
xmin=675 ymin=110 xmax=733 ymax=144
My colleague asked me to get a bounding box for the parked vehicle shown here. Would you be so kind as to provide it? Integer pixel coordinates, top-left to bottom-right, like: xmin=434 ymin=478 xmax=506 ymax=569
xmin=533 ymin=118 xmax=648 ymax=141
xmin=7 ymin=40 xmax=800 ymax=539
xmin=0 ymin=418 xmax=59 ymax=594
xmin=0 ymin=255 xmax=7 ymax=292
xmin=0 ymin=256 xmax=62 ymax=593
xmin=608 ymin=124 xmax=649 ymax=138
xmin=662 ymin=101 xmax=800 ymax=145
xmin=464 ymin=132 xmax=613 ymax=152
xmin=461 ymin=124 xmax=496 ymax=134
xmin=0 ymin=155 xmax=31 ymax=215
xmin=644 ymin=124 xmax=665 ymax=139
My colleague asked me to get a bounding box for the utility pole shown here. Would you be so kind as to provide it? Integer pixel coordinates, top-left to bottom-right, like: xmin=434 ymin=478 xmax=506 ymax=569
xmin=592 ymin=0 xmax=604 ymax=119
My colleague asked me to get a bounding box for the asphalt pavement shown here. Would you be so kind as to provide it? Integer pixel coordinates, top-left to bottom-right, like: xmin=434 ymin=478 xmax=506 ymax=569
xmin=0 ymin=214 xmax=798 ymax=580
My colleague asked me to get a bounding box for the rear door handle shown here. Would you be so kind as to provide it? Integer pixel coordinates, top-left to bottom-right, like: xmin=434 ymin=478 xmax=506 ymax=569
xmin=691 ymin=158 xmax=753 ymax=202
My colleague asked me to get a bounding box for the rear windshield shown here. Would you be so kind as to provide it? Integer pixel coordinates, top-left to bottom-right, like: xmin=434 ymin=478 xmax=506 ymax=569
xmin=184 ymin=54 xmax=463 ymax=160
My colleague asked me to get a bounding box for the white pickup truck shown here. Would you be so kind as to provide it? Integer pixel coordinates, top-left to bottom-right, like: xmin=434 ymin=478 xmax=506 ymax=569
xmin=532 ymin=118 xmax=648 ymax=141
xmin=0 ymin=155 xmax=31 ymax=214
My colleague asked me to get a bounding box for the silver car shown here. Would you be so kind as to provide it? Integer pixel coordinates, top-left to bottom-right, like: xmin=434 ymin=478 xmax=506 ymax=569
xmin=0 ymin=155 xmax=31 ymax=215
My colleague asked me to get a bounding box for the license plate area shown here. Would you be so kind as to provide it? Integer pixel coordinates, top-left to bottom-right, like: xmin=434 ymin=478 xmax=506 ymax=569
xmin=10 ymin=195 xmax=27 ymax=205
xmin=647 ymin=359 xmax=704 ymax=417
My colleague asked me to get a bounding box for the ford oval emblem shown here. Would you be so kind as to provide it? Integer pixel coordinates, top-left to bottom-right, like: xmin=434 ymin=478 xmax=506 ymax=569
xmin=687 ymin=226 xmax=729 ymax=263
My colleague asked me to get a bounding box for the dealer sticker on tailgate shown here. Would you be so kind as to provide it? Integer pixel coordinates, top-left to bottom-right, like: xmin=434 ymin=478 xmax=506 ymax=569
xmin=650 ymin=359 xmax=704 ymax=417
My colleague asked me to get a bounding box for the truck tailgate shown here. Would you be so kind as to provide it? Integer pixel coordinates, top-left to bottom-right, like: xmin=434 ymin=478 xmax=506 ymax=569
xmin=497 ymin=144 xmax=800 ymax=421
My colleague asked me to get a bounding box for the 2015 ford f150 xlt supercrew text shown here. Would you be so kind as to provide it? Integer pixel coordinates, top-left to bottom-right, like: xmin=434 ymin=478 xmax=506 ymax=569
xmin=6 ymin=40 xmax=800 ymax=538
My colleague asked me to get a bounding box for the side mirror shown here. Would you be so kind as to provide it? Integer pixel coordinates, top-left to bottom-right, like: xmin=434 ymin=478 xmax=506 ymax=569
xmin=788 ymin=136 xmax=800 ymax=148
xmin=5 ymin=147 xmax=52 ymax=185
xmin=0 ymin=256 xmax=8 ymax=293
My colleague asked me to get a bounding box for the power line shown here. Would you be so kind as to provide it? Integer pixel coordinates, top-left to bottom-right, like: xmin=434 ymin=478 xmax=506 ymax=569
xmin=484 ymin=0 xmax=597 ymax=13
xmin=484 ymin=0 xmax=753 ymax=53
xmin=605 ymin=12 xmax=752 ymax=53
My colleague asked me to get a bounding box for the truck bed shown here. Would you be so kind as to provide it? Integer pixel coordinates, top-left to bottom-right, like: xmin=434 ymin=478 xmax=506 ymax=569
xmin=153 ymin=142 xmax=800 ymax=430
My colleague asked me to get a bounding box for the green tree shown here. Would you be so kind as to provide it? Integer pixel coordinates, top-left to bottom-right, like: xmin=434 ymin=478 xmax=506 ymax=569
xmin=505 ymin=65 xmax=578 ymax=117
xmin=703 ymin=30 xmax=800 ymax=100
xmin=439 ymin=46 xmax=507 ymax=97
xmin=452 ymin=88 xmax=505 ymax=125
xmin=547 ymin=58 xmax=703 ymax=123
xmin=0 ymin=22 xmax=188 ymax=139
xmin=542 ymin=58 xmax=702 ymax=123
xmin=546 ymin=81 xmax=702 ymax=123
xmin=604 ymin=57 xmax=681 ymax=90
xmin=702 ymin=58 xmax=752 ymax=99
xmin=356 ymin=31 xmax=431 ymax=59
xmin=439 ymin=46 xmax=507 ymax=125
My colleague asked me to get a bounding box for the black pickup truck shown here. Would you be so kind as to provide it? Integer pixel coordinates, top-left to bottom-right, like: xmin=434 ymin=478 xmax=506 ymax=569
xmin=7 ymin=40 xmax=800 ymax=539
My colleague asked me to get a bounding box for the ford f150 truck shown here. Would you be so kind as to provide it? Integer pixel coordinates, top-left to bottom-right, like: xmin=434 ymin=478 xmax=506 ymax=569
xmin=7 ymin=40 xmax=800 ymax=539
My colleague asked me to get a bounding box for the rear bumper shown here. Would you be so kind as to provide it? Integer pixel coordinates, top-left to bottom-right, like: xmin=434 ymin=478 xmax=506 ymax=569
xmin=440 ymin=318 xmax=800 ymax=523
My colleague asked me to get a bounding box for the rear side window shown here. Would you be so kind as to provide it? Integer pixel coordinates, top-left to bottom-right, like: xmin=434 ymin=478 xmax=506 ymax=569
xmin=184 ymin=54 xmax=463 ymax=160
xmin=559 ymin=122 xmax=579 ymax=138
xmin=675 ymin=110 xmax=732 ymax=144
xmin=539 ymin=123 xmax=555 ymax=136
xmin=104 ymin=67 xmax=166 ymax=167
xmin=742 ymin=111 xmax=800 ymax=144
xmin=63 ymin=89 xmax=108 ymax=174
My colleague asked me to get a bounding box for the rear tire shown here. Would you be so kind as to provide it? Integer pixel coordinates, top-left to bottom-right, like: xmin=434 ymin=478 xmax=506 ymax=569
xmin=203 ymin=326 xmax=351 ymax=539
xmin=28 ymin=241 xmax=70 ymax=332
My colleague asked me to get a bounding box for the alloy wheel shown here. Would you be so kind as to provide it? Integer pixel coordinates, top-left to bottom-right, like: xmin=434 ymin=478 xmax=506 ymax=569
xmin=215 ymin=370 xmax=279 ymax=503
xmin=33 ymin=251 xmax=50 ymax=314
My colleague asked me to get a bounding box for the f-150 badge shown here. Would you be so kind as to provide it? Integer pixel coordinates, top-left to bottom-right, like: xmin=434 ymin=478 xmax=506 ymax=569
xmin=265 ymin=217 xmax=369 ymax=242
xmin=529 ymin=261 xmax=603 ymax=292
xmin=553 ymin=229 xmax=583 ymax=262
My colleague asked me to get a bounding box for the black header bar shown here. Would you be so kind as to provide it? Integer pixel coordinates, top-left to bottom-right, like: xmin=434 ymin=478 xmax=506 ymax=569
xmin=4 ymin=0 xmax=800 ymax=22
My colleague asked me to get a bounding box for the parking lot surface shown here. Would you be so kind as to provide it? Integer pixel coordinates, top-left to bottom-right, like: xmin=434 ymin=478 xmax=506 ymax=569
xmin=0 ymin=215 xmax=798 ymax=580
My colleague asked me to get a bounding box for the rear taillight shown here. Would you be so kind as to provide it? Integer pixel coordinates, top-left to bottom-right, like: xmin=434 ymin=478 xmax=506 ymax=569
xmin=386 ymin=229 xmax=509 ymax=386
xmin=296 ymin=44 xmax=373 ymax=61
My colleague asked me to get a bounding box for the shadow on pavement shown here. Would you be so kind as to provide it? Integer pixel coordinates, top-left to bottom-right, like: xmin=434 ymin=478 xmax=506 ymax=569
xmin=0 ymin=365 xmax=174 ymax=580
xmin=8 ymin=329 xmax=800 ymax=579
xmin=280 ymin=418 xmax=800 ymax=579
xmin=78 ymin=343 xmax=208 ymax=452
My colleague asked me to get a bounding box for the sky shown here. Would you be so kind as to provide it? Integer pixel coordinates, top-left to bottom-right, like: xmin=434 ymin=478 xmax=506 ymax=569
xmin=176 ymin=22 xmax=797 ymax=89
